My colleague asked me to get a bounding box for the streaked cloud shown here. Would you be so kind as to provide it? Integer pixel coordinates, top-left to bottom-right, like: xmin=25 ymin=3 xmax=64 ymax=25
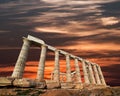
xmin=35 ymin=27 xmax=67 ymax=33
xmin=101 ymin=17 xmax=119 ymax=26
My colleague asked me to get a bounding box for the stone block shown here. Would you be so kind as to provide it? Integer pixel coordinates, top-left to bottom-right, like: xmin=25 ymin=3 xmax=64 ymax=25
xmin=0 ymin=77 xmax=14 ymax=86
xmin=46 ymin=80 xmax=61 ymax=89
xmin=61 ymin=82 xmax=75 ymax=89
xmin=34 ymin=79 xmax=46 ymax=89
xmin=13 ymin=78 xmax=36 ymax=87
xmin=74 ymin=83 xmax=83 ymax=89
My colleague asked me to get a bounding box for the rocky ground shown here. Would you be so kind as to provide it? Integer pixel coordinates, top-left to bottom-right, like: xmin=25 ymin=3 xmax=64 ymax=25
xmin=0 ymin=86 xmax=120 ymax=96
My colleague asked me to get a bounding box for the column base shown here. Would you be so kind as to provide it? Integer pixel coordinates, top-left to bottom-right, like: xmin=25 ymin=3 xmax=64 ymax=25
xmin=61 ymin=82 xmax=75 ymax=89
xmin=83 ymin=83 xmax=108 ymax=90
xmin=13 ymin=78 xmax=36 ymax=88
xmin=13 ymin=78 xmax=46 ymax=88
xmin=0 ymin=77 xmax=47 ymax=88
xmin=74 ymin=83 xmax=83 ymax=89
xmin=46 ymin=80 xmax=61 ymax=89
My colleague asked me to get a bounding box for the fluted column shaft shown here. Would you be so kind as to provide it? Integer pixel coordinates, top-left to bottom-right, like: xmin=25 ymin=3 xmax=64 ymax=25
xmin=53 ymin=50 xmax=60 ymax=82
xmin=37 ymin=44 xmax=47 ymax=80
xmin=87 ymin=62 xmax=96 ymax=84
xmin=93 ymin=64 xmax=101 ymax=85
xmin=82 ymin=60 xmax=90 ymax=84
xmin=97 ymin=65 xmax=106 ymax=85
xmin=66 ymin=54 xmax=72 ymax=82
xmin=12 ymin=38 xmax=30 ymax=78
xmin=75 ymin=58 xmax=82 ymax=83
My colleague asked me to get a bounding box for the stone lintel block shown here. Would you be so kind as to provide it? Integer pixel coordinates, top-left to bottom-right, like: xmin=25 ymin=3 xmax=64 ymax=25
xmin=0 ymin=77 xmax=14 ymax=87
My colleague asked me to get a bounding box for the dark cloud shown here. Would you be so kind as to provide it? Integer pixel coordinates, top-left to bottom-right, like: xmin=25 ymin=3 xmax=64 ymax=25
xmin=99 ymin=1 xmax=120 ymax=17
xmin=102 ymin=64 xmax=120 ymax=86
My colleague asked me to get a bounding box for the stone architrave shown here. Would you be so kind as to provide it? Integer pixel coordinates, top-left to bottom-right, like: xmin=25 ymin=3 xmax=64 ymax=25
xmin=97 ymin=65 xmax=106 ymax=85
xmin=93 ymin=64 xmax=101 ymax=85
xmin=66 ymin=54 xmax=72 ymax=82
xmin=82 ymin=60 xmax=90 ymax=84
xmin=37 ymin=44 xmax=47 ymax=81
xmin=87 ymin=62 xmax=96 ymax=84
xmin=12 ymin=38 xmax=30 ymax=78
xmin=75 ymin=58 xmax=82 ymax=83
xmin=53 ymin=50 xmax=60 ymax=82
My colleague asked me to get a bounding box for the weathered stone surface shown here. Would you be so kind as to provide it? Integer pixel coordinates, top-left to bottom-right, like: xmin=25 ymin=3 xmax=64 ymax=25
xmin=0 ymin=89 xmax=17 ymax=95
xmin=35 ymin=79 xmax=46 ymax=89
xmin=46 ymin=80 xmax=61 ymax=89
xmin=40 ymin=89 xmax=73 ymax=96
xmin=0 ymin=77 xmax=14 ymax=86
xmin=13 ymin=78 xmax=36 ymax=87
xmin=83 ymin=83 xmax=107 ymax=90
xmin=74 ymin=83 xmax=83 ymax=89
xmin=61 ymin=82 xmax=75 ymax=89
xmin=0 ymin=86 xmax=119 ymax=96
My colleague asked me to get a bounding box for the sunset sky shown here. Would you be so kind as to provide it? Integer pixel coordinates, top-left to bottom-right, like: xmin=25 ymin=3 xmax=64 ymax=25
xmin=0 ymin=0 xmax=120 ymax=86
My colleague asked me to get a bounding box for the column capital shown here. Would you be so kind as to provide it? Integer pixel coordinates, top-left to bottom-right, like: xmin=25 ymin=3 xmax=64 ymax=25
xmin=78 ymin=57 xmax=83 ymax=61
xmin=70 ymin=54 xmax=76 ymax=59
xmin=23 ymin=37 xmax=31 ymax=44
xmin=74 ymin=57 xmax=78 ymax=59
xmin=96 ymin=64 xmax=100 ymax=68
xmin=55 ymin=49 xmax=60 ymax=52
xmin=23 ymin=37 xmax=29 ymax=41
xmin=41 ymin=44 xmax=47 ymax=47
xmin=65 ymin=53 xmax=70 ymax=56
xmin=92 ymin=63 xmax=97 ymax=66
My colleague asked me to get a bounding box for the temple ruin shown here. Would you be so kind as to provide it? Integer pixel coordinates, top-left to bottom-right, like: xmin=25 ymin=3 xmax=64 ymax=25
xmin=0 ymin=35 xmax=107 ymax=89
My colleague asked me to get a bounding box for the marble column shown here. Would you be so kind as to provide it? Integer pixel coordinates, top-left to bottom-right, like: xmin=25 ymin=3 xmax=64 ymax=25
xmin=12 ymin=38 xmax=30 ymax=78
xmin=37 ymin=44 xmax=47 ymax=80
xmin=97 ymin=65 xmax=106 ymax=85
xmin=87 ymin=62 xmax=96 ymax=84
xmin=93 ymin=64 xmax=101 ymax=85
xmin=82 ymin=60 xmax=90 ymax=84
xmin=66 ymin=54 xmax=72 ymax=82
xmin=53 ymin=50 xmax=60 ymax=82
xmin=75 ymin=58 xmax=82 ymax=83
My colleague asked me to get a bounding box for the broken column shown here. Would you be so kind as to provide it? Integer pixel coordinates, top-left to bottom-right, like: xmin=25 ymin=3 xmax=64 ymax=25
xmin=12 ymin=38 xmax=31 ymax=78
xmin=82 ymin=60 xmax=90 ymax=84
xmin=37 ymin=44 xmax=47 ymax=81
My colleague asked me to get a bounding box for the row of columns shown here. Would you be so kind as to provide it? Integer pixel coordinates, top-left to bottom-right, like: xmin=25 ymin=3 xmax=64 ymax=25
xmin=82 ymin=60 xmax=106 ymax=85
xmin=12 ymin=37 xmax=106 ymax=86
